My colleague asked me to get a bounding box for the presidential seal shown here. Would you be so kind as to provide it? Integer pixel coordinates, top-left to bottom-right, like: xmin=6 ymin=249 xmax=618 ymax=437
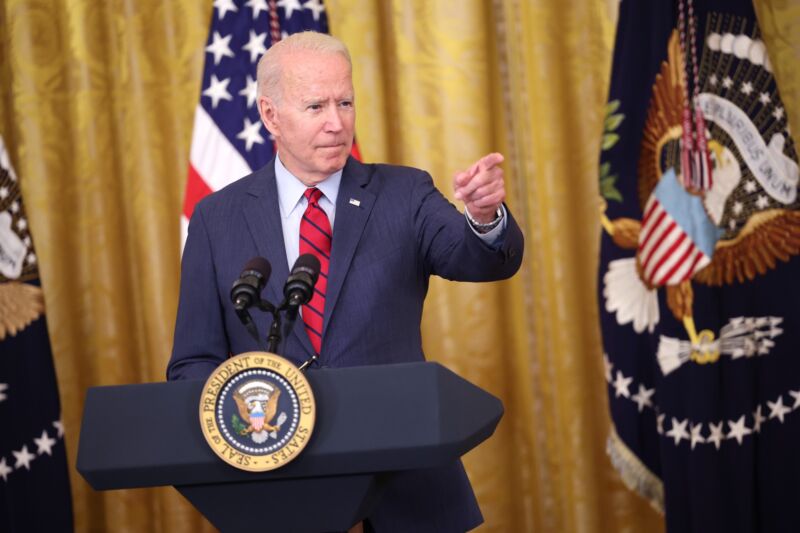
xmin=199 ymin=352 xmax=315 ymax=472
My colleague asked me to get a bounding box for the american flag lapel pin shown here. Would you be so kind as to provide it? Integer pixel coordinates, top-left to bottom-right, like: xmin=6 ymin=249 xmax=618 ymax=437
xmin=349 ymin=198 xmax=361 ymax=207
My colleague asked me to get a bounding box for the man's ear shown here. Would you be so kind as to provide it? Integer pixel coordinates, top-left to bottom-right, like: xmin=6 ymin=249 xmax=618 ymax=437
xmin=258 ymin=95 xmax=279 ymax=137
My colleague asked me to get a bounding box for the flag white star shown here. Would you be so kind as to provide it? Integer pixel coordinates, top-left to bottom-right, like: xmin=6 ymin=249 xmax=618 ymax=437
xmin=690 ymin=423 xmax=705 ymax=449
xmin=26 ymin=252 xmax=36 ymax=265
xmin=16 ymin=217 xmax=27 ymax=231
xmin=12 ymin=445 xmax=35 ymax=470
xmin=23 ymin=236 xmax=31 ymax=246
xmin=709 ymin=74 xmax=718 ymax=86
xmin=767 ymin=396 xmax=791 ymax=423
xmin=242 ymin=30 xmax=268 ymax=63
xmin=707 ymin=421 xmax=725 ymax=449
xmin=773 ymin=106 xmax=785 ymax=120
xmin=0 ymin=383 xmax=7 ymax=403
xmin=203 ymin=75 xmax=233 ymax=109
xmin=612 ymin=370 xmax=632 ymax=398
xmin=239 ymin=75 xmax=258 ymax=108
xmin=0 ymin=186 xmax=7 ymax=199
xmin=237 ymin=118 xmax=265 ymax=151
xmin=302 ymin=0 xmax=326 ymax=21
xmin=728 ymin=219 xmax=737 ymax=230
xmin=53 ymin=420 xmax=64 ymax=438
xmin=744 ymin=180 xmax=758 ymax=193
xmin=205 ymin=31 xmax=235 ymax=66
xmin=789 ymin=390 xmax=800 ymax=410
xmin=732 ymin=201 xmax=743 ymax=215
xmin=741 ymin=81 xmax=753 ymax=95
xmin=759 ymin=92 xmax=771 ymax=105
xmin=213 ymin=0 xmax=238 ymax=20
xmin=10 ymin=201 xmax=19 ymax=213
xmin=0 ymin=457 xmax=11 ymax=481
xmin=727 ymin=415 xmax=752 ymax=445
xmin=666 ymin=417 xmax=689 ymax=446
xmin=756 ymin=195 xmax=769 ymax=210
xmin=34 ymin=430 xmax=57 ymax=456
xmin=631 ymin=384 xmax=655 ymax=412
xmin=752 ymin=405 xmax=766 ymax=433
xmin=722 ymin=76 xmax=733 ymax=89
xmin=278 ymin=0 xmax=303 ymax=19
xmin=656 ymin=413 xmax=665 ymax=435
xmin=245 ymin=0 xmax=269 ymax=18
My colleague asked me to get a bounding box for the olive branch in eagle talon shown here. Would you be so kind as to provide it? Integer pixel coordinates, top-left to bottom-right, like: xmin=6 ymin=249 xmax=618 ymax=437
xmin=233 ymin=389 xmax=282 ymax=435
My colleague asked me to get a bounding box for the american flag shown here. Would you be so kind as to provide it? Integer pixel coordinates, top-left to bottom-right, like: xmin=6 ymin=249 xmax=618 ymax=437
xmin=183 ymin=0 xmax=349 ymax=241
xmin=637 ymin=168 xmax=722 ymax=287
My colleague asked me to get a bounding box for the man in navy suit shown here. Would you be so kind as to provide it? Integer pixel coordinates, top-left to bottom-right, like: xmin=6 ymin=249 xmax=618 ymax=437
xmin=168 ymin=31 xmax=523 ymax=532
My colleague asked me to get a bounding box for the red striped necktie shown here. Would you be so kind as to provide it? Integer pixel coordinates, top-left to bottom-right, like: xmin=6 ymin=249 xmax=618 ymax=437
xmin=299 ymin=187 xmax=331 ymax=355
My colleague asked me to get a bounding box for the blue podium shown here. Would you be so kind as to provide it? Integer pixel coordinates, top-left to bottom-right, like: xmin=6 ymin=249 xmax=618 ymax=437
xmin=77 ymin=362 xmax=503 ymax=532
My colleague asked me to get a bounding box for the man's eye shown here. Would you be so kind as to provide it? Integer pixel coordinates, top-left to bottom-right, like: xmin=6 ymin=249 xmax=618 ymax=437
xmin=340 ymin=101 xmax=353 ymax=108
xmin=308 ymin=104 xmax=322 ymax=111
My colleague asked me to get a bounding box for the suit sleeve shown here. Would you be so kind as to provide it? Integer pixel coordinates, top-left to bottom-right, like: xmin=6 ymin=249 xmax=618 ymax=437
xmin=411 ymin=170 xmax=524 ymax=281
xmin=166 ymin=203 xmax=231 ymax=381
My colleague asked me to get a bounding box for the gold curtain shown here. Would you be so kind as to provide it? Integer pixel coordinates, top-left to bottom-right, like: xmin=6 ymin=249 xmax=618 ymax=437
xmin=1 ymin=0 xmax=797 ymax=531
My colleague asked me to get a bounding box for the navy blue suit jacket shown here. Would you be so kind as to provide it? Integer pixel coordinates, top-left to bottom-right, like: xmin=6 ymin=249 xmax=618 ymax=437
xmin=168 ymin=156 xmax=524 ymax=531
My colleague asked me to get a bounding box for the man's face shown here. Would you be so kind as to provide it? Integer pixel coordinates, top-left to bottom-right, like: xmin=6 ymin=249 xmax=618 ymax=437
xmin=259 ymin=50 xmax=355 ymax=186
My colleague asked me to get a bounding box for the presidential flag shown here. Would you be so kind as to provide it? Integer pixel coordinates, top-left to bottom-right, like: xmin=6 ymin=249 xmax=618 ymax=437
xmin=183 ymin=0 xmax=356 ymax=241
xmin=598 ymin=0 xmax=800 ymax=531
xmin=0 ymin=136 xmax=73 ymax=531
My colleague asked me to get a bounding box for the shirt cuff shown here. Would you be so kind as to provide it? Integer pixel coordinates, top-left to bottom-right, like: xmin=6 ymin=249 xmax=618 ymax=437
xmin=465 ymin=204 xmax=508 ymax=248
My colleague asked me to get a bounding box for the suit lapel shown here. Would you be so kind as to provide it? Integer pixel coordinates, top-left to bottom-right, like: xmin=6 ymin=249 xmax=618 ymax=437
xmin=323 ymin=158 xmax=375 ymax=339
xmin=241 ymin=162 xmax=316 ymax=357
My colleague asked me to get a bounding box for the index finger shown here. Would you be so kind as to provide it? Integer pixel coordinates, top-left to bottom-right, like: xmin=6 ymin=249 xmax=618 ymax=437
xmin=477 ymin=152 xmax=504 ymax=171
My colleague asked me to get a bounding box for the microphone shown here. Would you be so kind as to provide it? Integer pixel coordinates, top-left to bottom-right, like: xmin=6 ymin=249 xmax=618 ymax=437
xmin=231 ymin=257 xmax=272 ymax=311
xmin=284 ymin=254 xmax=321 ymax=308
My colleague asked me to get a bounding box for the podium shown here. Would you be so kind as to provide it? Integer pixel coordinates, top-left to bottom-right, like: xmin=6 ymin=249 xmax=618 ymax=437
xmin=77 ymin=362 xmax=503 ymax=532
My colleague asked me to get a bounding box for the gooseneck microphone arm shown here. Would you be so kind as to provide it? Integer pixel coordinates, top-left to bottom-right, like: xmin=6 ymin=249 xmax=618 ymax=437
xmin=230 ymin=254 xmax=321 ymax=368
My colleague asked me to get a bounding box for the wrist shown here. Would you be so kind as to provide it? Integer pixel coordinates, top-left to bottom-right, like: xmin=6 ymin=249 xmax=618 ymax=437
xmin=465 ymin=206 xmax=503 ymax=233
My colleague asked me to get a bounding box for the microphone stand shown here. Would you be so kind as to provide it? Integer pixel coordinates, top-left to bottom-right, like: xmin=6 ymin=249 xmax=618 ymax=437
xmin=238 ymin=297 xmax=318 ymax=372
xmin=254 ymin=299 xmax=282 ymax=353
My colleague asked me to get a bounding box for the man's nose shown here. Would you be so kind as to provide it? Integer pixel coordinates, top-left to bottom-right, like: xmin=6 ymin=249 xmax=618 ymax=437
xmin=324 ymin=107 xmax=344 ymax=132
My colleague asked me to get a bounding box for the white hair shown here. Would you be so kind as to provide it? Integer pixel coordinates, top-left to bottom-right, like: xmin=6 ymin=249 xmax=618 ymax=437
xmin=256 ymin=31 xmax=352 ymax=103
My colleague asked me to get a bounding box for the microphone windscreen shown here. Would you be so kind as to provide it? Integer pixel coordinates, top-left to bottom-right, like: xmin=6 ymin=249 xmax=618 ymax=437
xmin=293 ymin=253 xmax=320 ymax=282
xmin=243 ymin=256 xmax=272 ymax=281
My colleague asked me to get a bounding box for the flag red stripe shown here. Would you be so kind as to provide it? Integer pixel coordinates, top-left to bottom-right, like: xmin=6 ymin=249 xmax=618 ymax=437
xmin=639 ymin=208 xmax=667 ymax=253
xmin=641 ymin=219 xmax=675 ymax=270
xmin=680 ymin=248 xmax=706 ymax=283
xmin=641 ymin=197 xmax=658 ymax=227
xmin=183 ymin=164 xmax=213 ymax=220
xmin=655 ymin=237 xmax=695 ymax=286
xmin=646 ymin=231 xmax=686 ymax=284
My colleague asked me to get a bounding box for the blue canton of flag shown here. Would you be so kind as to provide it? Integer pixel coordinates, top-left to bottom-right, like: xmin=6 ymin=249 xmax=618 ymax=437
xmin=598 ymin=0 xmax=800 ymax=531
xmin=183 ymin=0 xmax=331 ymax=240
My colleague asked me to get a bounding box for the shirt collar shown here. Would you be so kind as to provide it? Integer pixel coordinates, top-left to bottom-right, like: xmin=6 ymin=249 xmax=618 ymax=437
xmin=274 ymin=154 xmax=342 ymax=218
